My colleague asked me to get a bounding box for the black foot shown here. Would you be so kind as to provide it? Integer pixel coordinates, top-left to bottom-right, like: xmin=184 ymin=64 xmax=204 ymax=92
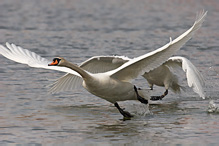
xmin=134 ymin=85 xmax=148 ymax=104
xmin=150 ymin=89 xmax=168 ymax=101
xmin=150 ymin=95 xmax=164 ymax=101
xmin=164 ymin=89 xmax=168 ymax=96
xmin=114 ymin=102 xmax=133 ymax=119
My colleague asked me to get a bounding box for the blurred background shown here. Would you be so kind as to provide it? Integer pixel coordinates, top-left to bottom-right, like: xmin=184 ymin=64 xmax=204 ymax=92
xmin=0 ymin=0 xmax=218 ymax=145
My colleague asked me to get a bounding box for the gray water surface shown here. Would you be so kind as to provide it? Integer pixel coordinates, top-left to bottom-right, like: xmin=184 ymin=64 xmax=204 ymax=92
xmin=0 ymin=0 xmax=219 ymax=145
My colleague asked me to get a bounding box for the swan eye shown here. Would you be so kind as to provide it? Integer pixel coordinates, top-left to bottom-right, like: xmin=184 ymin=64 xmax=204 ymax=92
xmin=48 ymin=58 xmax=61 ymax=66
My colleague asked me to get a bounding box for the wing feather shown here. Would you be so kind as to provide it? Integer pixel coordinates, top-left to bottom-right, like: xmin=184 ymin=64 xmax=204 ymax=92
xmin=0 ymin=43 xmax=81 ymax=77
xmin=165 ymin=56 xmax=205 ymax=98
xmin=80 ymin=56 xmax=129 ymax=73
xmin=48 ymin=74 xmax=83 ymax=93
xmin=110 ymin=11 xmax=207 ymax=82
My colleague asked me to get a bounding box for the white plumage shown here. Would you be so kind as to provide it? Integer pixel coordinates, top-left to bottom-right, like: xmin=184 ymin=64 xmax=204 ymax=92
xmin=0 ymin=11 xmax=207 ymax=117
xmin=50 ymin=55 xmax=205 ymax=99
xmin=143 ymin=56 xmax=205 ymax=98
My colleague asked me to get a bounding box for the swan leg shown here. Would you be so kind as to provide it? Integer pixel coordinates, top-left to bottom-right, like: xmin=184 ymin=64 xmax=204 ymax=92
xmin=114 ymin=102 xmax=133 ymax=119
xmin=150 ymin=89 xmax=168 ymax=101
xmin=134 ymin=86 xmax=148 ymax=104
xmin=150 ymin=85 xmax=153 ymax=90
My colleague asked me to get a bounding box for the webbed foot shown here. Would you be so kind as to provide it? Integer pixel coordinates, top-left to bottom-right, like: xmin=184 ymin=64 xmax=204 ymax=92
xmin=114 ymin=102 xmax=133 ymax=119
xmin=134 ymin=85 xmax=148 ymax=104
xmin=150 ymin=89 xmax=168 ymax=101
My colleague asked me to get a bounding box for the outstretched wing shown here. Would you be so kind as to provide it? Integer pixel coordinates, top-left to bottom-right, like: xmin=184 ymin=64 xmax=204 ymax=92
xmin=164 ymin=56 xmax=205 ymax=98
xmin=49 ymin=56 xmax=130 ymax=93
xmin=80 ymin=56 xmax=130 ymax=73
xmin=48 ymin=73 xmax=83 ymax=93
xmin=0 ymin=42 xmax=81 ymax=77
xmin=110 ymin=11 xmax=207 ymax=82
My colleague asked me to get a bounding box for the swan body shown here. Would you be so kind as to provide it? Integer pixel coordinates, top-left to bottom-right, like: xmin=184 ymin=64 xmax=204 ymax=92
xmin=50 ymin=58 xmax=149 ymax=103
xmin=0 ymin=11 xmax=207 ymax=117
xmin=52 ymin=55 xmax=205 ymax=99
xmin=143 ymin=56 xmax=205 ymax=98
xmin=143 ymin=64 xmax=175 ymax=89
xmin=83 ymin=74 xmax=137 ymax=102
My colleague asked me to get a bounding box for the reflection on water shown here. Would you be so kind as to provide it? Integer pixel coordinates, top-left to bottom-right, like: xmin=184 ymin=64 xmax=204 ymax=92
xmin=0 ymin=0 xmax=219 ymax=145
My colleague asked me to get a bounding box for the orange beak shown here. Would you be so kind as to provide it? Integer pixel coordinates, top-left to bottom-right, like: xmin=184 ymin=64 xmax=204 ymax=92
xmin=48 ymin=59 xmax=58 ymax=66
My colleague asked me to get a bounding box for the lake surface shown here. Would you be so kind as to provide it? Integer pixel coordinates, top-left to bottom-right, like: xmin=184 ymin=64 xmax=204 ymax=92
xmin=0 ymin=0 xmax=218 ymax=145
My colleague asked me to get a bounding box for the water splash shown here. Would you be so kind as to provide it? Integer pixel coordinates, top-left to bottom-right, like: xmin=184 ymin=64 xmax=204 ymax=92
xmin=208 ymin=100 xmax=219 ymax=113
xmin=134 ymin=103 xmax=152 ymax=116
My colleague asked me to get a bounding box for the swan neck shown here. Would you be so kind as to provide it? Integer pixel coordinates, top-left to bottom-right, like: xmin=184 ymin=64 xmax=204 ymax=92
xmin=62 ymin=61 xmax=90 ymax=79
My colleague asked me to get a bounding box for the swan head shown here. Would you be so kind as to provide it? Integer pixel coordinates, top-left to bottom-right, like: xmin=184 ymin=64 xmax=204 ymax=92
xmin=48 ymin=57 xmax=65 ymax=66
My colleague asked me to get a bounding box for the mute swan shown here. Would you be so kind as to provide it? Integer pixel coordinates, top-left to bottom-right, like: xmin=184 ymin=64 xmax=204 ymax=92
xmin=143 ymin=56 xmax=205 ymax=99
xmin=50 ymin=55 xmax=205 ymax=99
xmin=0 ymin=11 xmax=207 ymax=118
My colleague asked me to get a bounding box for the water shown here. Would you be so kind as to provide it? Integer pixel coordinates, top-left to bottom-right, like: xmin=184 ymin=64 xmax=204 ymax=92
xmin=0 ymin=0 xmax=218 ymax=145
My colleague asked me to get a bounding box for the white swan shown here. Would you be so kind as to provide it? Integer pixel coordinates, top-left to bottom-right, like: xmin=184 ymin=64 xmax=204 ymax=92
xmin=50 ymin=55 xmax=205 ymax=99
xmin=0 ymin=11 xmax=207 ymax=118
xmin=143 ymin=56 xmax=205 ymax=99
